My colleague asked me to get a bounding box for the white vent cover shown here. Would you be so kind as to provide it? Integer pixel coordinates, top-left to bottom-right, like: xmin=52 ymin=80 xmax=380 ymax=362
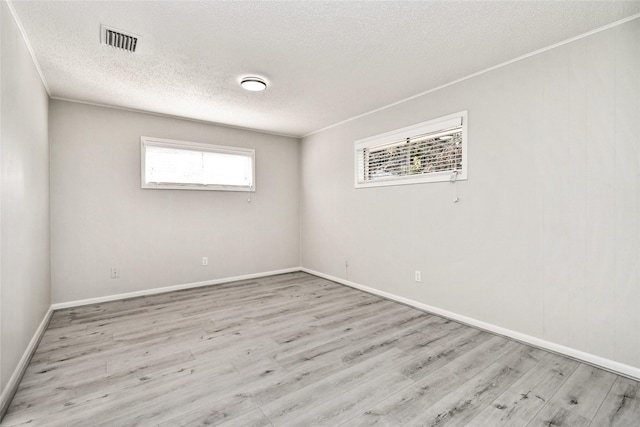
xmin=101 ymin=25 xmax=138 ymax=52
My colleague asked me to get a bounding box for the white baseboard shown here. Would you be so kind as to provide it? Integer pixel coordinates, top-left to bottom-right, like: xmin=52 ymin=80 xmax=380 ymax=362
xmin=1 ymin=268 xmax=302 ymax=419
xmin=0 ymin=306 xmax=54 ymax=418
xmin=301 ymin=267 xmax=640 ymax=381
xmin=51 ymin=267 xmax=302 ymax=310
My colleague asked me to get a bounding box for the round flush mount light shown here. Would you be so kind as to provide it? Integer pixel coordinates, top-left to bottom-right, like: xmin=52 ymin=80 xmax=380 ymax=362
xmin=240 ymin=76 xmax=267 ymax=91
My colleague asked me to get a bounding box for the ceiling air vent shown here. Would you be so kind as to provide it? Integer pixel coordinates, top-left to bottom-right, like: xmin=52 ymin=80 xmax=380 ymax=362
xmin=101 ymin=25 xmax=138 ymax=52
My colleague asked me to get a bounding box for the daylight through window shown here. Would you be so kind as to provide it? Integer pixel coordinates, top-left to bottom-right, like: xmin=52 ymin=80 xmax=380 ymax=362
xmin=141 ymin=137 xmax=255 ymax=191
xmin=355 ymin=111 xmax=467 ymax=188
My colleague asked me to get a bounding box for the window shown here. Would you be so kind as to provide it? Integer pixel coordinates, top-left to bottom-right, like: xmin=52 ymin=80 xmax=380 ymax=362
xmin=141 ymin=137 xmax=255 ymax=191
xmin=355 ymin=111 xmax=467 ymax=188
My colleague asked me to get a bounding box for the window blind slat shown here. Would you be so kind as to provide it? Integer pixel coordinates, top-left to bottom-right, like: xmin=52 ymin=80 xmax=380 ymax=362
xmin=358 ymin=130 xmax=462 ymax=183
xmin=355 ymin=112 xmax=466 ymax=186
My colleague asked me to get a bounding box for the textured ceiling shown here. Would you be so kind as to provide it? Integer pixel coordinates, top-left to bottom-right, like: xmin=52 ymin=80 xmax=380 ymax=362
xmin=9 ymin=1 xmax=640 ymax=137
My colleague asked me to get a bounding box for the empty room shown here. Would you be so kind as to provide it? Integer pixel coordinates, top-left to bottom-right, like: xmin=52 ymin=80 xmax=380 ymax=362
xmin=1 ymin=0 xmax=640 ymax=426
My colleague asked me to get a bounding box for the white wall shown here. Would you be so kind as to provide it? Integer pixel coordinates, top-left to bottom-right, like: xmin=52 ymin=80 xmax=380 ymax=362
xmin=50 ymin=100 xmax=299 ymax=303
xmin=300 ymin=19 xmax=640 ymax=370
xmin=0 ymin=0 xmax=50 ymax=393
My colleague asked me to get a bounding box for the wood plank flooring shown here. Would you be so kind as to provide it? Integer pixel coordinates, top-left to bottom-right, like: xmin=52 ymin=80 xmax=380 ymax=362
xmin=2 ymin=272 xmax=639 ymax=426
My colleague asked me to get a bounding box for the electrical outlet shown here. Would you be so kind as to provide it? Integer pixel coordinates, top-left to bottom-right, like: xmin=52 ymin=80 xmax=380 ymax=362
xmin=110 ymin=268 xmax=120 ymax=279
xmin=202 ymin=257 xmax=208 ymax=266
xmin=414 ymin=271 xmax=421 ymax=282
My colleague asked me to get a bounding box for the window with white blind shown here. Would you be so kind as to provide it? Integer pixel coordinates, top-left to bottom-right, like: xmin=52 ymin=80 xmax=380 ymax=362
xmin=355 ymin=111 xmax=467 ymax=188
xmin=141 ymin=137 xmax=255 ymax=191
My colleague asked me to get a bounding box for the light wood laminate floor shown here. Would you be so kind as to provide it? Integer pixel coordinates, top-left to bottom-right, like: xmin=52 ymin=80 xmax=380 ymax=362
xmin=3 ymin=272 xmax=639 ymax=426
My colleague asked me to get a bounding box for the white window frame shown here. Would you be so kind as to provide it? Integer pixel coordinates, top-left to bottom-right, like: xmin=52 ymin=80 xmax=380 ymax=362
xmin=354 ymin=111 xmax=467 ymax=188
xmin=141 ymin=136 xmax=255 ymax=192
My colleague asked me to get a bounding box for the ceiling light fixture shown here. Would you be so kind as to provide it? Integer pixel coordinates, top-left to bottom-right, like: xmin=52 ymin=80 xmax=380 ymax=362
xmin=240 ymin=76 xmax=267 ymax=92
